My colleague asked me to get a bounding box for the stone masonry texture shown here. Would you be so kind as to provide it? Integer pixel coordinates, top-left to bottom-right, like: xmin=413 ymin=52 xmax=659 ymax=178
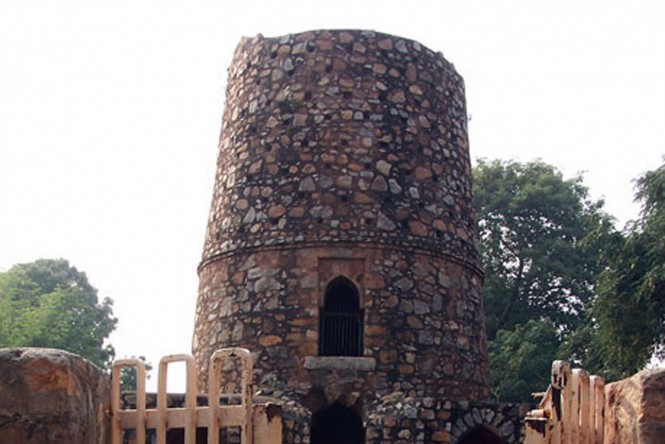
xmin=192 ymin=29 xmax=492 ymax=442
xmin=0 ymin=348 xmax=110 ymax=444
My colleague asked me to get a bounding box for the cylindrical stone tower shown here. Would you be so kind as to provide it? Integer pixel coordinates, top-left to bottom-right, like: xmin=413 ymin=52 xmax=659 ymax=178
xmin=193 ymin=30 xmax=490 ymax=442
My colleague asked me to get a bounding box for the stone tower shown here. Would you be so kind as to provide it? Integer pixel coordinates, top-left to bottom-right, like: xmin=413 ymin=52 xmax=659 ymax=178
xmin=193 ymin=30 xmax=493 ymax=443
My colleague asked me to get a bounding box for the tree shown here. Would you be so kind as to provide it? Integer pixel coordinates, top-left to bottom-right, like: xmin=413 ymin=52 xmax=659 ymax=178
xmin=474 ymin=160 xmax=612 ymax=339
xmin=473 ymin=159 xmax=614 ymax=400
xmin=119 ymin=355 xmax=153 ymax=392
xmin=586 ymin=159 xmax=665 ymax=379
xmin=0 ymin=258 xmax=117 ymax=368
xmin=489 ymin=319 xmax=560 ymax=402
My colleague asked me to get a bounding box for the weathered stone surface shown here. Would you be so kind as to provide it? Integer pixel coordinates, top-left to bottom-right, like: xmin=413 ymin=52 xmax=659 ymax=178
xmin=193 ymin=29 xmax=489 ymax=444
xmin=365 ymin=394 xmax=526 ymax=443
xmin=605 ymin=367 xmax=665 ymax=444
xmin=303 ymin=356 xmax=376 ymax=371
xmin=0 ymin=348 xmax=110 ymax=444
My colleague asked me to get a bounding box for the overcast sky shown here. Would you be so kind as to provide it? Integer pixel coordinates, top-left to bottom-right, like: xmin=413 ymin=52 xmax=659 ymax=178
xmin=1 ymin=0 xmax=663 ymax=387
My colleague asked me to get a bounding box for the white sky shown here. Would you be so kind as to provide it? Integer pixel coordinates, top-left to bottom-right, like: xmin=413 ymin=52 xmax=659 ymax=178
xmin=1 ymin=0 xmax=663 ymax=388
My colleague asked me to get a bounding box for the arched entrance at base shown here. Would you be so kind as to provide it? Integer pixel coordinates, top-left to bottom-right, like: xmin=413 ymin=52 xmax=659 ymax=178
xmin=310 ymin=403 xmax=365 ymax=444
xmin=457 ymin=425 xmax=504 ymax=444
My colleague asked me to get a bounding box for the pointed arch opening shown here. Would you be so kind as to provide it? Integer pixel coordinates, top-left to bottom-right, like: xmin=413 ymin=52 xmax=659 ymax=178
xmin=319 ymin=276 xmax=363 ymax=356
xmin=456 ymin=425 xmax=504 ymax=444
xmin=310 ymin=403 xmax=365 ymax=444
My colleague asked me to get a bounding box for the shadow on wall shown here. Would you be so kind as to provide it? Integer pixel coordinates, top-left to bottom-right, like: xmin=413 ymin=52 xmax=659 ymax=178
xmin=311 ymin=403 xmax=365 ymax=444
xmin=457 ymin=425 xmax=504 ymax=444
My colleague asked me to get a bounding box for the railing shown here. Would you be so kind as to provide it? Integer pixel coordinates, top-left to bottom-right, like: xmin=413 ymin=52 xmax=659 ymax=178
xmin=110 ymin=348 xmax=281 ymax=444
xmin=524 ymin=360 xmax=605 ymax=444
xmin=320 ymin=311 xmax=363 ymax=356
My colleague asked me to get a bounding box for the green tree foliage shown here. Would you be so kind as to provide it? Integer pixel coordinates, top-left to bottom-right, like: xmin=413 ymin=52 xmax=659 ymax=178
xmin=587 ymin=159 xmax=665 ymax=379
xmin=474 ymin=160 xmax=611 ymax=339
xmin=489 ymin=319 xmax=560 ymax=402
xmin=0 ymin=258 xmax=117 ymax=368
xmin=119 ymin=356 xmax=153 ymax=392
xmin=474 ymin=159 xmax=614 ymax=400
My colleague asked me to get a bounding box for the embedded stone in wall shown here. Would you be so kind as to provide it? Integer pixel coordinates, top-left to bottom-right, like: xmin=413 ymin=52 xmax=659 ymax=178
xmin=0 ymin=348 xmax=110 ymax=444
xmin=365 ymin=393 xmax=528 ymax=443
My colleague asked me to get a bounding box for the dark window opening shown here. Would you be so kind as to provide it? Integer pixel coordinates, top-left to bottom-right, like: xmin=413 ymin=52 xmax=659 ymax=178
xmin=319 ymin=276 xmax=363 ymax=356
xmin=311 ymin=403 xmax=365 ymax=444
xmin=456 ymin=425 xmax=504 ymax=444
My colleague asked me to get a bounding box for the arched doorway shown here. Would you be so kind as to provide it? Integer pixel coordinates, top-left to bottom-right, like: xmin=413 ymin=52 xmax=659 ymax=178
xmin=319 ymin=276 xmax=363 ymax=356
xmin=310 ymin=403 xmax=365 ymax=444
xmin=457 ymin=425 xmax=504 ymax=444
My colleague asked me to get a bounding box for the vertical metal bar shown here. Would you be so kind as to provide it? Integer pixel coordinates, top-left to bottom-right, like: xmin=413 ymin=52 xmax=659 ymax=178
xmin=328 ymin=313 xmax=331 ymax=355
xmin=319 ymin=309 xmax=324 ymax=355
xmin=326 ymin=313 xmax=330 ymax=355
xmin=332 ymin=314 xmax=337 ymax=355
xmin=339 ymin=314 xmax=344 ymax=355
xmin=346 ymin=314 xmax=350 ymax=355
xmin=333 ymin=313 xmax=338 ymax=355
xmin=331 ymin=314 xmax=334 ymax=355
xmin=348 ymin=314 xmax=352 ymax=355
xmin=321 ymin=312 xmax=324 ymax=355
xmin=343 ymin=314 xmax=347 ymax=355
xmin=359 ymin=309 xmax=365 ymax=355
xmin=335 ymin=314 xmax=339 ymax=355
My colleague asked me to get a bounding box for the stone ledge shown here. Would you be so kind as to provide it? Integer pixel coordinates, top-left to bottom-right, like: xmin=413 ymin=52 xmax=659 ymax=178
xmin=303 ymin=356 xmax=376 ymax=371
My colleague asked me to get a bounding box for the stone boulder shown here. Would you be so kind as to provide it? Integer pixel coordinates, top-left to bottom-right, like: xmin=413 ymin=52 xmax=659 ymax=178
xmin=604 ymin=367 xmax=665 ymax=444
xmin=0 ymin=347 xmax=110 ymax=444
